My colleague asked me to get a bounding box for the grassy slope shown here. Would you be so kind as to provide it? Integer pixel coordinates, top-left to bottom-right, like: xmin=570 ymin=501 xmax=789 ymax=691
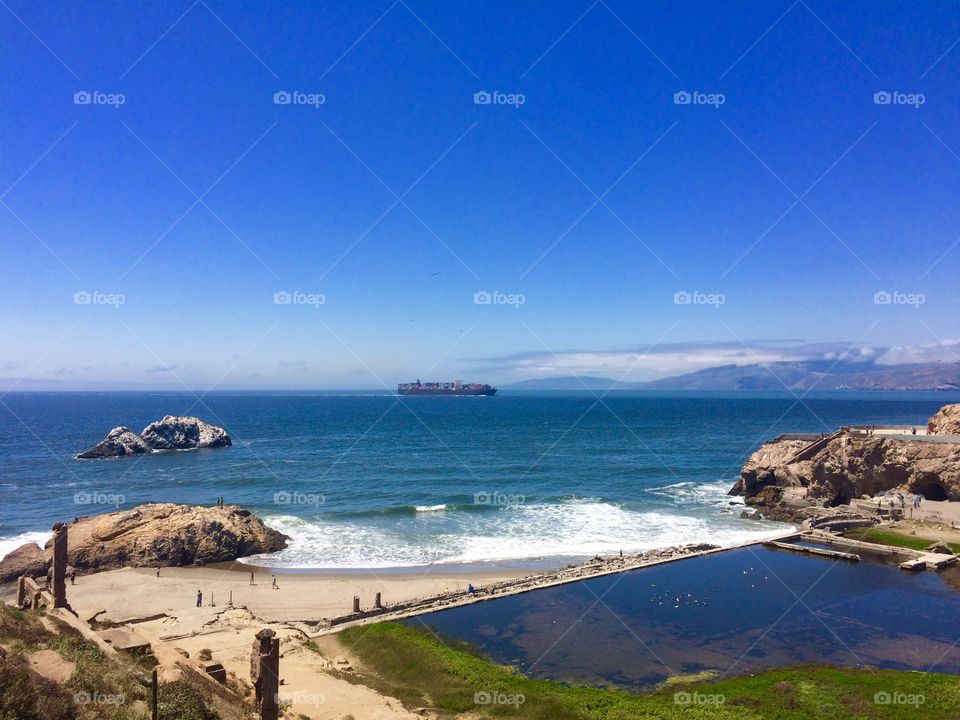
xmin=339 ymin=622 xmax=960 ymax=720
xmin=844 ymin=528 xmax=960 ymax=553
xmin=0 ymin=604 xmax=239 ymax=720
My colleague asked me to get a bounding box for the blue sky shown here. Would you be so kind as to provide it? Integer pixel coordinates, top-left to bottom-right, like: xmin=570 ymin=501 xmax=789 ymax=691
xmin=2 ymin=0 xmax=959 ymax=389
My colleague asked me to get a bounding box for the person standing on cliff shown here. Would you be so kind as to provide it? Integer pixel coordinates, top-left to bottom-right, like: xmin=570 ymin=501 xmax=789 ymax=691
xmin=196 ymin=589 xmax=202 ymax=607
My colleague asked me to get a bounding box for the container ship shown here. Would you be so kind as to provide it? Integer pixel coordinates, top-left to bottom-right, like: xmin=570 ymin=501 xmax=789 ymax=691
xmin=397 ymin=379 xmax=497 ymax=396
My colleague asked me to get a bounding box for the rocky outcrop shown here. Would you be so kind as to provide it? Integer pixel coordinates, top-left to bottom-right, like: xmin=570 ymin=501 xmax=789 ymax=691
xmin=924 ymin=541 xmax=954 ymax=555
xmin=42 ymin=503 xmax=287 ymax=572
xmin=0 ymin=542 xmax=46 ymax=583
xmin=77 ymin=427 xmax=153 ymax=459
xmin=731 ymin=406 xmax=960 ymax=520
xmin=928 ymin=404 xmax=960 ymax=435
xmin=139 ymin=416 xmax=231 ymax=451
xmin=78 ymin=416 xmax=231 ymax=459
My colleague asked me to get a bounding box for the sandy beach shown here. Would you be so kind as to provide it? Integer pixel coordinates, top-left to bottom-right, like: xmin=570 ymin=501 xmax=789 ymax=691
xmin=31 ymin=564 xmax=530 ymax=631
xmin=0 ymin=563 xmax=534 ymax=719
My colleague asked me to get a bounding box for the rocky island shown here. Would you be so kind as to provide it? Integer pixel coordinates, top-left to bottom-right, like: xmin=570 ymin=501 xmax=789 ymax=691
xmin=77 ymin=415 xmax=232 ymax=458
xmin=730 ymin=403 xmax=960 ymax=521
xmin=0 ymin=503 xmax=287 ymax=581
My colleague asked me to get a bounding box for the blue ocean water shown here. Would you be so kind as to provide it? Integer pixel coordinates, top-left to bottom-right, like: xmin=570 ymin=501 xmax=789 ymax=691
xmin=1 ymin=390 xmax=956 ymax=568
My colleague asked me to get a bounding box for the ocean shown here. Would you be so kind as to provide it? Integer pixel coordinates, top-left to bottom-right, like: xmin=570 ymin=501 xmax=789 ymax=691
xmin=1 ymin=390 xmax=956 ymax=569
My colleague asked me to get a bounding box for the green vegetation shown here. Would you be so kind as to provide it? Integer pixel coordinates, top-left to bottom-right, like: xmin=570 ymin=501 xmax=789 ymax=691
xmin=844 ymin=527 xmax=960 ymax=553
xmin=338 ymin=622 xmax=960 ymax=719
xmin=0 ymin=603 xmax=245 ymax=720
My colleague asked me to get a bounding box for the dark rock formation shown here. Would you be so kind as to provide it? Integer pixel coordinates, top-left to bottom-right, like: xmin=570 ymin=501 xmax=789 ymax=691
xmin=77 ymin=427 xmax=153 ymax=459
xmin=139 ymin=415 xmax=231 ymax=450
xmin=924 ymin=541 xmax=954 ymax=555
xmin=41 ymin=503 xmax=287 ymax=572
xmin=0 ymin=542 xmax=46 ymax=583
xmin=78 ymin=416 xmax=231 ymax=459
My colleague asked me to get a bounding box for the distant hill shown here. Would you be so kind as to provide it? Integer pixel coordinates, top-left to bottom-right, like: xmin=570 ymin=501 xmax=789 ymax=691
xmin=504 ymin=361 xmax=960 ymax=392
xmin=503 ymin=375 xmax=623 ymax=390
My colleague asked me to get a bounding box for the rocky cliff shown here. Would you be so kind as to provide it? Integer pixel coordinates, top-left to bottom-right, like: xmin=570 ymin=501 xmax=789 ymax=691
xmin=928 ymin=404 xmax=960 ymax=435
xmin=78 ymin=416 xmax=231 ymax=458
xmin=29 ymin=503 xmax=288 ymax=573
xmin=731 ymin=405 xmax=960 ymax=520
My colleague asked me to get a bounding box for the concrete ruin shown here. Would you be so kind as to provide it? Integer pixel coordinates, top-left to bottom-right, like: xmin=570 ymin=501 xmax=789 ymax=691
xmin=250 ymin=628 xmax=280 ymax=720
xmin=51 ymin=522 xmax=68 ymax=609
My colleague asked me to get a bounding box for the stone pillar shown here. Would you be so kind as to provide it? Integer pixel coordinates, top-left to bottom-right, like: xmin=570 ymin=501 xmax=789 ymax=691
xmin=250 ymin=628 xmax=279 ymax=720
xmin=353 ymin=595 xmax=360 ymax=613
xmin=51 ymin=523 xmax=68 ymax=609
xmin=374 ymin=592 xmax=382 ymax=609
xmin=17 ymin=576 xmax=27 ymax=608
xmin=151 ymin=667 xmax=158 ymax=720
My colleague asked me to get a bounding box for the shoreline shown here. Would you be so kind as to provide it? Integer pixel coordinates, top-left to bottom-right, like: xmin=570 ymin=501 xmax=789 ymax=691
xmin=1 ymin=528 xmax=799 ymax=632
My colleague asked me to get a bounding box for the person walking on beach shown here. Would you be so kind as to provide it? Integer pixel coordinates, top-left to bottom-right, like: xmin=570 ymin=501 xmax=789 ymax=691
xmin=271 ymin=574 xmax=278 ymax=590
xmin=196 ymin=590 xmax=202 ymax=607
xmin=70 ymin=570 xmax=76 ymax=585
xmin=156 ymin=566 xmax=161 ymax=577
xmin=249 ymin=571 xmax=255 ymax=586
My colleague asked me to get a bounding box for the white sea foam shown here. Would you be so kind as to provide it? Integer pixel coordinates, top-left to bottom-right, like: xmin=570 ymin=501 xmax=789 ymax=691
xmin=0 ymin=531 xmax=51 ymax=562
xmin=415 ymin=504 xmax=447 ymax=512
xmin=647 ymin=480 xmax=744 ymax=506
xmin=248 ymin=495 xmax=791 ymax=569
